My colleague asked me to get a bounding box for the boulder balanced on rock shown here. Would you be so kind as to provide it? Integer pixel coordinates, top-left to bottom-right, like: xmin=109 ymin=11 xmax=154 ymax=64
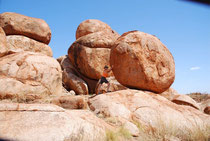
xmin=0 ymin=12 xmax=51 ymax=44
xmin=68 ymin=20 xmax=119 ymax=80
xmin=110 ymin=30 xmax=175 ymax=93
xmin=76 ymin=19 xmax=118 ymax=39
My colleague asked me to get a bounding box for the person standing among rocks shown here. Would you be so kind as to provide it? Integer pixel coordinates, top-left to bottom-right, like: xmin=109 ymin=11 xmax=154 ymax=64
xmin=97 ymin=65 xmax=112 ymax=94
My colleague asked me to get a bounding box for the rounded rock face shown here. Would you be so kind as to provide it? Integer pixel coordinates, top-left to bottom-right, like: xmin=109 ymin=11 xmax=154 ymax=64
xmin=0 ymin=52 xmax=62 ymax=100
xmin=0 ymin=12 xmax=51 ymax=44
xmin=110 ymin=31 xmax=175 ymax=93
xmin=172 ymin=95 xmax=200 ymax=110
xmin=68 ymin=31 xmax=119 ymax=80
xmin=6 ymin=35 xmax=53 ymax=56
xmin=76 ymin=19 xmax=119 ymax=39
xmin=58 ymin=55 xmax=89 ymax=95
xmin=0 ymin=27 xmax=7 ymax=57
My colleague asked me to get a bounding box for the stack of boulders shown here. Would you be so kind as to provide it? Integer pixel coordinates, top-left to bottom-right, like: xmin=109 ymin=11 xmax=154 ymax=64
xmin=61 ymin=19 xmax=176 ymax=95
xmin=0 ymin=12 xmax=52 ymax=56
xmin=59 ymin=19 xmax=126 ymax=95
xmin=0 ymin=12 xmax=62 ymax=101
xmin=0 ymin=12 xmax=209 ymax=141
xmin=61 ymin=19 xmax=207 ymax=114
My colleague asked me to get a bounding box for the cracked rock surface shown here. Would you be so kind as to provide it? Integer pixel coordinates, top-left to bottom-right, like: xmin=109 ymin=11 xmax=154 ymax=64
xmin=0 ymin=51 xmax=62 ymax=100
xmin=0 ymin=103 xmax=111 ymax=141
xmin=69 ymin=31 xmax=119 ymax=80
xmin=110 ymin=31 xmax=175 ymax=93
xmin=88 ymin=89 xmax=209 ymax=134
xmin=6 ymin=35 xmax=53 ymax=57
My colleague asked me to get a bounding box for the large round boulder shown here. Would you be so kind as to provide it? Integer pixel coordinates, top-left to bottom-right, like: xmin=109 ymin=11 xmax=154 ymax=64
xmin=76 ymin=19 xmax=119 ymax=39
xmin=68 ymin=30 xmax=119 ymax=80
xmin=6 ymin=35 xmax=53 ymax=56
xmin=110 ymin=31 xmax=175 ymax=93
xmin=0 ymin=12 xmax=51 ymax=44
xmin=0 ymin=52 xmax=62 ymax=101
xmin=0 ymin=27 xmax=7 ymax=57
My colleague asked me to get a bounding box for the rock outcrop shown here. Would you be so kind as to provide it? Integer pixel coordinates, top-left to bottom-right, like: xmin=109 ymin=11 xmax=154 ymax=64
xmin=0 ymin=103 xmax=111 ymax=141
xmin=76 ymin=19 xmax=119 ymax=39
xmin=6 ymin=35 xmax=53 ymax=56
xmin=69 ymin=30 xmax=119 ymax=80
xmin=172 ymin=94 xmax=200 ymax=110
xmin=0 ymin=52 xmax=62 ymax=101
xmin=0 ymin=12 xmax=51 ymax=44
xmin=0 ymin=27 xmax=7 ymax=57
xmin=88 ymin=89 xmax=209 ymax=138
xmin=110 ymin=31 xmax=175 ymax=93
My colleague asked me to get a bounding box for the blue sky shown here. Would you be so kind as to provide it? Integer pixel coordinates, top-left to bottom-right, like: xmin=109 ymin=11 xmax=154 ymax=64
xmin=1 ymin=0 xmax=210 ymax=94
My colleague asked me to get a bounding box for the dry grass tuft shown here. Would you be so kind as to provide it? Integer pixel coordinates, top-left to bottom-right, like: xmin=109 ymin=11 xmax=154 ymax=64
xmin=105 ymin=125 xmax=132 ymax=141
xmin=132 ymin=119 xmax=210 ymax=141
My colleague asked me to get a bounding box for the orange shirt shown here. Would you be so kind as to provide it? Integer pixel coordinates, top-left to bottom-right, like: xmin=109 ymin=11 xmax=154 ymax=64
xmin=102 ymin=71 xmax=108 ymax=77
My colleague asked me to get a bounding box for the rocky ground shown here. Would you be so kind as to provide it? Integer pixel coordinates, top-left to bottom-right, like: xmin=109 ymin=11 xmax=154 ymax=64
xmin=0 ymin=12 xmax=209 ymax=141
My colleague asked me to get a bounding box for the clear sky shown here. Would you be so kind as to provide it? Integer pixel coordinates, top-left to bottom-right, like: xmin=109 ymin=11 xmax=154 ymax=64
xmin=1 ymin=0 xmax=210 ymax=94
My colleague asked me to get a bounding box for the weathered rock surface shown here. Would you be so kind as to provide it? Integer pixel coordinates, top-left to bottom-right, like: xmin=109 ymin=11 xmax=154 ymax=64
xmin=57 ymin=55 xmax=89 ymax=94
xmin=0 ymin=12 xmax=51 ymax=44
xmin=69 ymin=31 xmax=119 ymax=80
xmin=200 ymin=99 xmax=210 ymax=115
xmin=88 ymin=90 xmax=209 ymax=136
xmin=159 ymin=88 xmax=179 ymax=100
xmin=76 ymin=19 xmax=119 ymax=39
xmin=0 ymin=52 xmax=62 ymax=101
xmin=0 ymin=103 xmax=111 ymax=141
xmin=172 ymin=94 xmax=200 ymax=110
xmin=6 ymin=35 xmax=53 ymax=56
xmin=110 ymin=31 xmax=175 ymax=93
xmin=52 ymin=95 xmax=88 ymax=109
xmin=75 ymin=30 xmax=120 ymax=48
xmin=0 ymin=27 xmax=7 ymax=57
xmin=58 ymin=55 xmax=98 ymax=94
xmin=95 ymin=76 xmax=127 ymax=94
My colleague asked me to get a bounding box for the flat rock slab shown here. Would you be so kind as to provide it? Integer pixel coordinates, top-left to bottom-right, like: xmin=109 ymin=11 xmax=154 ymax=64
xmin=0 ymin=103 xmax=110 ymax=141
